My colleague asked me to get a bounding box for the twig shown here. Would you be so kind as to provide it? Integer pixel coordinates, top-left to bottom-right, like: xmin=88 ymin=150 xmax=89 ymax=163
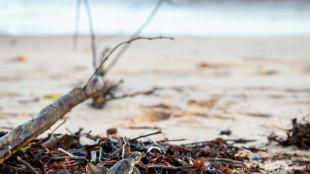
xmin=205 ymin=157 xmax=245 ymax=168
xmin=0 ymin=163 xmax=29 ymax=172
xmin=146 ymin=165 xmax=184 ymax=171
xmin=106 ymin=87 xmax=161 ymax=101
xmin=51 ymin=118 xmax=67 ymax=135
xmin=226 ymin=138 xmax=256 ymax=144
xmin=104 ymin=0 xmax=166 ymax=74
xmin=92 ymin=36 xmax=173 ymax=78
xmin=99 ymin=48 xmax=110 ymax=75
xmin=73 ymin=0 xmax=82 ymax=50
xmin=52 ymin=156 xmax=86 ymax=160
xmin=157 ymin=138 xmax=186 ymax=143
xmin=86 ymin=36 xmax=172 ymax=92
xmin=130 ymin=129 xmax=162 ymax=142
xmin=58 ymin=148 xmax=74 ymax=157
xmin=83 ymin=0 xmax=97 ymax=70
xmin=17 ymin=156 xmax=39 ymax=174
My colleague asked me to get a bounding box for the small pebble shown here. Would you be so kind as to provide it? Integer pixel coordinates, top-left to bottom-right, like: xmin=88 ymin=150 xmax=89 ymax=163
xmin=220 ymin=129 xmax=232 ymax=135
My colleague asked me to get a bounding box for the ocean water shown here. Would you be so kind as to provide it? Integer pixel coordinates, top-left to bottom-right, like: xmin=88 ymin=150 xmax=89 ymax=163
xmin=0 ymin=0 xmax=310 ymax=36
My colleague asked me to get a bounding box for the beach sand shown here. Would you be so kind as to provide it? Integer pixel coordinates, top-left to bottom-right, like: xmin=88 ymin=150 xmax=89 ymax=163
xmin=0 ymin=35 xmax=309 ymax=170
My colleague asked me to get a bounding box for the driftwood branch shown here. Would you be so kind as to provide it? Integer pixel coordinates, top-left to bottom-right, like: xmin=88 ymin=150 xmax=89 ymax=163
xmin=0 ymin=36 xmax=173 ymax=163
xmin=0 ymin=79 xmax=104 ymax=163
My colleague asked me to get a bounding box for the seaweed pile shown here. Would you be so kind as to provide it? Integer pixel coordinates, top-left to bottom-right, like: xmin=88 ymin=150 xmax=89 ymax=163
xmin=0 ymin=128 xmax=309 ymax=174
xmin=269 ymin=118 xmax=310 ymax=149
xmin=0 ymin=128 xmax=253 ymax=174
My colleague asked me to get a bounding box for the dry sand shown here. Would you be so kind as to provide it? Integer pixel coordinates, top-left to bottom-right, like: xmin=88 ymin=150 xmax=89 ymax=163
xmin=0 ymin=35 xmax=309 ymax=170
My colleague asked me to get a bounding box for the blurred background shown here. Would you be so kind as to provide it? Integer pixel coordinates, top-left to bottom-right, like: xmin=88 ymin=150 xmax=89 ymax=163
xmin=1 ymin=0 xmax=310 ymax=37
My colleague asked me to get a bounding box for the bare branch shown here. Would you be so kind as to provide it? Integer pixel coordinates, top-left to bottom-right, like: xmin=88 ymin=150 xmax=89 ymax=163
xmin=94 ymin=36 xmax=173 ymax=77
xmin=104 ymin=0 xmax=166 ymax=75
xmin=106 ymin=87 xmax=161 ymax=101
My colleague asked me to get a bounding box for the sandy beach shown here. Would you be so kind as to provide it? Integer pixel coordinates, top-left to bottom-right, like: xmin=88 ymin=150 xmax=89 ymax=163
xmin=0 ymin=35 xmax=310 ymax=170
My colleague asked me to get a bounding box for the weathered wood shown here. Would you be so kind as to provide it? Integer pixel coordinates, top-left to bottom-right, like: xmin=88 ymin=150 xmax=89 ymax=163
xmin=0 ymin=76 xmax=104 ymax=163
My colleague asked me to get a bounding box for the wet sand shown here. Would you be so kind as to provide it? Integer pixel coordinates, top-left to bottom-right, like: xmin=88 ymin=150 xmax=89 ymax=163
xmin=0 ymin=35 xmax=309 ymax=170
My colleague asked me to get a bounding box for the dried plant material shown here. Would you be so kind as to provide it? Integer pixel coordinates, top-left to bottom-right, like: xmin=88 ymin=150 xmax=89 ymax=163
xmin=58 ymin=147 xmax=75 ymax=156
xmin=269 ymin=118 xmax=310 ymax=149
xmin=107 ymin=128 xmax=117 ymax=136
xmin=0 ymin=129 xmax=308 ymax=173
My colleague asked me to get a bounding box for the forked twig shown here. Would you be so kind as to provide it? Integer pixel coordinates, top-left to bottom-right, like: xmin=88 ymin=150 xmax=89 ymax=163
xmin=17 ymin=156 xmax=39 ymax=174
xmin=104 ymin=0 xmax=166 ymax=75
xmin=87 ymin=36 xmax=173 ymax=85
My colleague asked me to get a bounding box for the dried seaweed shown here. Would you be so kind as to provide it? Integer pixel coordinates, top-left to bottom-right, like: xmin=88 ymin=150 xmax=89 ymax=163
xmin=269 ymin=118 xmax=310 ymax=149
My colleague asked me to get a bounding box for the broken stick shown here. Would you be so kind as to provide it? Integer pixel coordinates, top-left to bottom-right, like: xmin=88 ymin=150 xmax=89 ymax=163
xmin=0 ymin=36 xmax=173 ymax=163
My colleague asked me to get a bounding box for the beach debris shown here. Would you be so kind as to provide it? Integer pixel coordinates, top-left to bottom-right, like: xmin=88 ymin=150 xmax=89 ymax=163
xmin=107 ymin=128 xmax=118 ymax=137
xmin=269 ymin=118 xmax=310 ymax=149
xmin=220 ymin=129 xmax=232 ymax=136
xmin=0 ymin=128 xmax=308 ymax=173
